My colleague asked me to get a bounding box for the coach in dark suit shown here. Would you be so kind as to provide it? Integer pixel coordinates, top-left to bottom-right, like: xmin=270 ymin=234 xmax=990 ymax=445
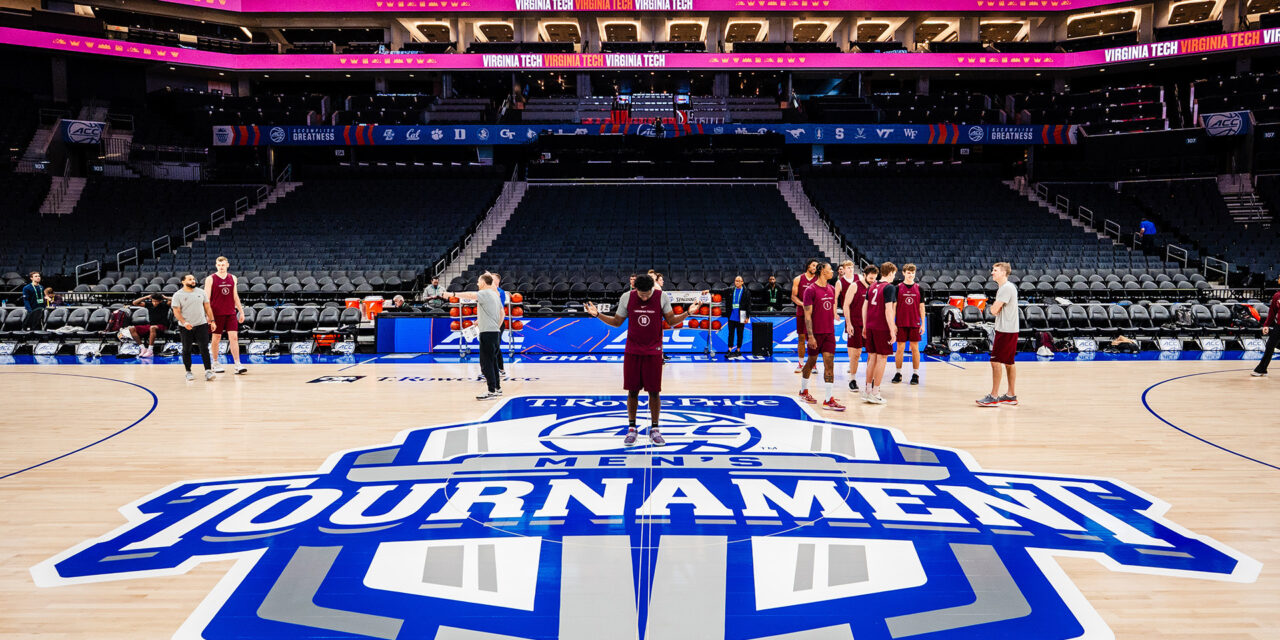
xmin=723 ymin=275 xmax=752 ymax=358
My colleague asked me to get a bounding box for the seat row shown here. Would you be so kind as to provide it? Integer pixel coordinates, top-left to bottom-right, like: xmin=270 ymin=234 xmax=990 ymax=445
xmin=0 ymin=304 xmax=365 ymax=342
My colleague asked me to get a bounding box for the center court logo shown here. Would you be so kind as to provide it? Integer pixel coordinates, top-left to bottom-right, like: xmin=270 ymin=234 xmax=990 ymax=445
xmin=32 ymin=396 xmax=1258 ymax=639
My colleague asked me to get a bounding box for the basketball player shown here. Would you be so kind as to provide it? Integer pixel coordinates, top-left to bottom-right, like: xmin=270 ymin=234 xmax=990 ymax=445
xmin=204 ymin=257 xmax=246 ymax=374
xmin=791 ymin=259 xmax=819 ymax=373
xmin=833 ymin=260 xmax=855 ymax=382
xmin=842 ymin=264 xmax=877 ymax=391
xmin=584 ymin=274 xmax=700 ymax=446
xmin=799 ymin=263 xmax=845 ymax=411
xmin=861 ymin=262 xmax=897 ymax=404
xmin=892 ymin=264 xmax=926 ymax=385
xmin=1251 ymin=274 xmax=1280 ymax=377
xmin=977 ymin=262 xmax=1018 ymax=406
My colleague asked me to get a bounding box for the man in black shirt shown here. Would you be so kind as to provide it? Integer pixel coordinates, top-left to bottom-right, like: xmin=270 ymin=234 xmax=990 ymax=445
xmin=129 ymin=293 xmax=172 ymax=357
xmin=763 ymin=275 xmax=785 ymax=311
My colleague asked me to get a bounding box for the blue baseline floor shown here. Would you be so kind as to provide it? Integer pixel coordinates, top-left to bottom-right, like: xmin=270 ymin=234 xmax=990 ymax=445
xmin=0 ymin=350 xmax=1267 ymax=366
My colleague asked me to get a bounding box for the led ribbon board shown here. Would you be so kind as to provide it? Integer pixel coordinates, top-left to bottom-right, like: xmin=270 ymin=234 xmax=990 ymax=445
xmin=33 ymin=395 xmax=1258 ymax=639
xmin=4 ymin=26 xmax=1278 ymax=71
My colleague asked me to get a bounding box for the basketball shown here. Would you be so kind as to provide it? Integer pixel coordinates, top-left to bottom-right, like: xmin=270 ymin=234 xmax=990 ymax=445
xmin=512 ymin=320 xmax=523 ymax=330
xmin=511 ymin=293 xmax=523 ymax=303
xmin=711 ymin=320 xmax=722 ymax=330
xmin=450 ymin=321 xmax=460 ymax=331
xmin=449 ymin=297 xmax=459 ymax=304
xmin=512 ymin=307 xmax=523 ymax=317
xmin=462 ymin=320 xmax=473 ymax=328
xmin=449 ymin=307 xmax=459 ymax=317
xmin=712 ymin=294 xmax=722 ymax=303
xmin=673 ymin=304 xmax=684 ymax=314
xmin=712 ymin=307 xmax=721 ymax=317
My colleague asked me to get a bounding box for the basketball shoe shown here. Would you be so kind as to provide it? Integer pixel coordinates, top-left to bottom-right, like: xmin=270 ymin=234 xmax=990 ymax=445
xmin=798 ymin=390 xmax=818 ymax=404
xmin=822 ymin=398 xmax=846 ymax=412
xmin=648 ymin=429 xmax=666 ymax=446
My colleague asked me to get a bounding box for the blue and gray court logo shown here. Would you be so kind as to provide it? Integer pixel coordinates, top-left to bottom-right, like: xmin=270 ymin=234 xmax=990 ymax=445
xmin=32 ymin=396 xmax=1259 ymax=639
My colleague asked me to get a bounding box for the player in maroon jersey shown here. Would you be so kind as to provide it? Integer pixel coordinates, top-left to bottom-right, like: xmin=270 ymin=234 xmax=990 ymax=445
xmin=861 ymin=262 xmax=898 ymax=404
xmin=791 ymin=259 xmax=819 ymax=374
xmin=585 ymin=274 xmax=701 ymax=446
xmin=833 ymin=261 xmax=854 ymax=375
xmin=799 ymin=263 xmax=845 ymax=411
xmin=204 ymin=256 xmax=247 ymax=374
xmin=842 ymin=264 xmax=878 ymax=391
xmin=892 ymin=264 xmax=926 ymax=385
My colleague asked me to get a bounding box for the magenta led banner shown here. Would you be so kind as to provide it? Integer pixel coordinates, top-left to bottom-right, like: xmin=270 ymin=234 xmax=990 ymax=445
xmin=3 ymin=26 xmax=1278 ymax=71
xmin=156 ymin=0 xmax=1127 ymax=13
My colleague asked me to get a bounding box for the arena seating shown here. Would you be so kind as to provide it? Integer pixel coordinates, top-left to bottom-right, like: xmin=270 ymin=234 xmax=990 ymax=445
xmin=1010 ymin=85 xmax=1169 ymax=133
xmin=458 ymin=184 xmax=826 ymax=301
xmin=1 ymin=91 xmax=41 ymax=167
xmin=1121 ymin=179 xmax=1279 ymax=278
xmin=1192 ymin=72 xmax=1280 ymax=125
xmin=1040 ymin=182 xmax=1157 ymax=242
xmin=802 ymin=166 xmax=1184 ymax=292
xmin=135 ymin=169 xmax=504 ymax=292
xmin=333 ymin=96 xmax=491 ymax=125
xmin=0 ymin=176 xmax=258 ymax=280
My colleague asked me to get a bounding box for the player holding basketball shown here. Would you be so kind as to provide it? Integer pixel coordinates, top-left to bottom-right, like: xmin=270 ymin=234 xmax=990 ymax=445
xmin=799 ymin=263 xmax=845 ymax=411
xmin=842 ymin=264 xmax=877 ymax=391
xmin=204 ymin=257 xmax=246 ymax=374
xmin=892 ymin=264 xmax=926 ymax=385
xmin=861 ymin=262 xmax=897 ymax=404
xmin=584 ymin=274 xmax=701 ymax=446
xmin=791 ymin=259 xmax=819 ymax=373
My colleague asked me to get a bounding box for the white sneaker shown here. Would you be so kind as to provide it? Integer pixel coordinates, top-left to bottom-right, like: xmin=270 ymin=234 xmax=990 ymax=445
xmin=212 ymin=365 xmax=226 ymax=373
xmin=868 ymin=393 xmax=886 ymax=405
xmin=476 ymin=391 xmax=498 ymax=401
xmin=234 ymin=365 xmax=247 ymax=375
xmin=185 ymin=371 xmax=194 ymax=381
xmin=141 ymin=347 xmax=153 ymax=357
xmin=793 ymin=365 xmax=803 ymax=374
xmin=495 ymin=388 xmax=504 ymax=395
xmin=1252 ymin=371 xmax=1268 ymax=377
xmin=205 ymin=370 xmax=216 ymax=381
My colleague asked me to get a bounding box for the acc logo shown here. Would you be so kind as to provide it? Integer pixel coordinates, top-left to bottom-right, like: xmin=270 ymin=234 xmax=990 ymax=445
xmin=968 ymin=126 xmax=985 ymax=142
xmin=1203 ymin=112 xmax=1246 ymax=136
xmin=64 ymin=120 xmax=104 ymax=144
xmin=268 ymin=127 xmax=286 ymax=144
xmin=33 ymin=396 xmax=1258 ymax=640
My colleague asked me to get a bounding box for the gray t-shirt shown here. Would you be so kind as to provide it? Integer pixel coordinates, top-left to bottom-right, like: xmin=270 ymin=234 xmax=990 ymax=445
xmin=615 ymin=291 xmax=673 ymax=317
xmin=172 ymin=288 xmax=209 ymax=327
xmin=994 ymin=281 xmax=1019 ymax=333
xmin=476 ymin=288 xmax=503 ymax=332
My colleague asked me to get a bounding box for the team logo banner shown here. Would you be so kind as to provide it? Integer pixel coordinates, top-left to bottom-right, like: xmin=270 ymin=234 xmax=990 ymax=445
xmin=212 ymin=124 xmax=1080 ymax=147
xmin=33 ymin=395 xmax=1257 ymax=639
xmin=1199 ymin=110 xmax=1254 ymax=137
xmin=61 ymin=119 xmax=106 ymax=144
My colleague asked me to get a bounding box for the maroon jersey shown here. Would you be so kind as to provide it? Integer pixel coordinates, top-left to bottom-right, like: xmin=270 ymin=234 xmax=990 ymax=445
xmin=209 ymin=273 xmax=236 ymax=315
xmin=795 ymin=273 xmax=817 ymax=304
xmin=849 ymin=279 xmax=870 ymax=328
xmin=624 ymin=290 xmax=664 ymax=356
xmin=865 ymin=282 xmax=897 ymax=331
xmin=836 ymin=275 xmax=854 ymax=309
xmin=896 ymin=282 xmax=923 ymax=328
xmin=1266 ymin=291 xmax=1280 ymax=328
xmin=802 ymin=283 xmax=836 ymax=335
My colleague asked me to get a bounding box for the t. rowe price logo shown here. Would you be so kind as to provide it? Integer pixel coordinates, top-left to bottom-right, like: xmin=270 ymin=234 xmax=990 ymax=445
xmin=32 ymin=396 xmax=1258 ymax=639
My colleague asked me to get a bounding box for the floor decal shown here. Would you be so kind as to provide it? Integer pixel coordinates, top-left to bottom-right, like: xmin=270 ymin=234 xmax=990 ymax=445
xmin=32 ymin=395 xmax=1259 ymax=639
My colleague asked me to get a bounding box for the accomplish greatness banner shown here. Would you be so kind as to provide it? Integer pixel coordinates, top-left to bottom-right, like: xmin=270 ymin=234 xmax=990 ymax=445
xmin=214 ymin=123 xmax=1079 ymax=146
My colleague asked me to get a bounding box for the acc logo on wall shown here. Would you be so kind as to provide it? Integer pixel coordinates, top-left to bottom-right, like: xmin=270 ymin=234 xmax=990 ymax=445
xmin=33 ymin=396 xmax=1257 ymax=639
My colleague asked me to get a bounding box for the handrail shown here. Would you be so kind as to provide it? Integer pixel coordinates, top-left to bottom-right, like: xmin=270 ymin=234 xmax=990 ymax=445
xmin=117 ymin=247 xmax=139 ymax=270
xmin=211 ymin=208 xmax=226 ymax=229
xmin=1203 ymin=256 xmax=1229 ymax=282
xmin=151 ymin=235 xmax=172 ymax=260
xmin=1102 ymin=219 xmax=1121 ymax=240
xmin=1130 ymin=231 xmax=1143 ymax=251
xmin=275 ymin=164 xmax=293 ymax=183
xmin=1054 ymin=194 xmax=1069 ymax=211
xmin=255 ymin=185 xmax=269 ymax=204
xmin=182 ymin=222 xmax=201 ymax=244
xmin=1077 ymin=205 xmax=1094 ymax=227
xmin=1035 ymin=183 xmax=1049 ymax=200
xmin=434 ymin=258 xmax=447 ymax=276
xmin=74 ymin=261 xmax=100 ymax=286
xmin=235 ymin=196 xmax=250 ymax=215
xmin=1166 ymin=243 xmax=1188 ymax=268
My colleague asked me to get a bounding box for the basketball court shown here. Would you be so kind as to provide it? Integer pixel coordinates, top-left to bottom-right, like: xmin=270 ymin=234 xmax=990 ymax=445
xmin=1 ymin=357 xmax=1276 ymax=639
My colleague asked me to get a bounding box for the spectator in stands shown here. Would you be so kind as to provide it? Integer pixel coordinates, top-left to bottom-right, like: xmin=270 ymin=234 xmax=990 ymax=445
xmin=455 ymin=274 xmax=504 ymax=400
xmin=977 ymin=262 xmax=1018 ymax=407
xmin=629 ymin=273 xmax=637 ymax=290
xmin=129 ymin=293 xmax=172 ymax=358
xmin=763 ymin=275 xmax=785 ymax=311
xmin=724 ymin=275 xmax=752 ymax=358
xmin=1138 ymin=218 xmax=1158 ymax=251
xmin=172 ymin=274 xmax=216 ymax=382
xmin=1252 ymin=275 xmax=1280 ymax=377
xmin=423 ymin=277 xmax=445 ymax=302
xmin=21 ymin=271 xmax=47 ymax=331
xmin=43 ymin=287 xmax=59 ymax=308
xmin=385 ymin=295 xmax=410 ymax=311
